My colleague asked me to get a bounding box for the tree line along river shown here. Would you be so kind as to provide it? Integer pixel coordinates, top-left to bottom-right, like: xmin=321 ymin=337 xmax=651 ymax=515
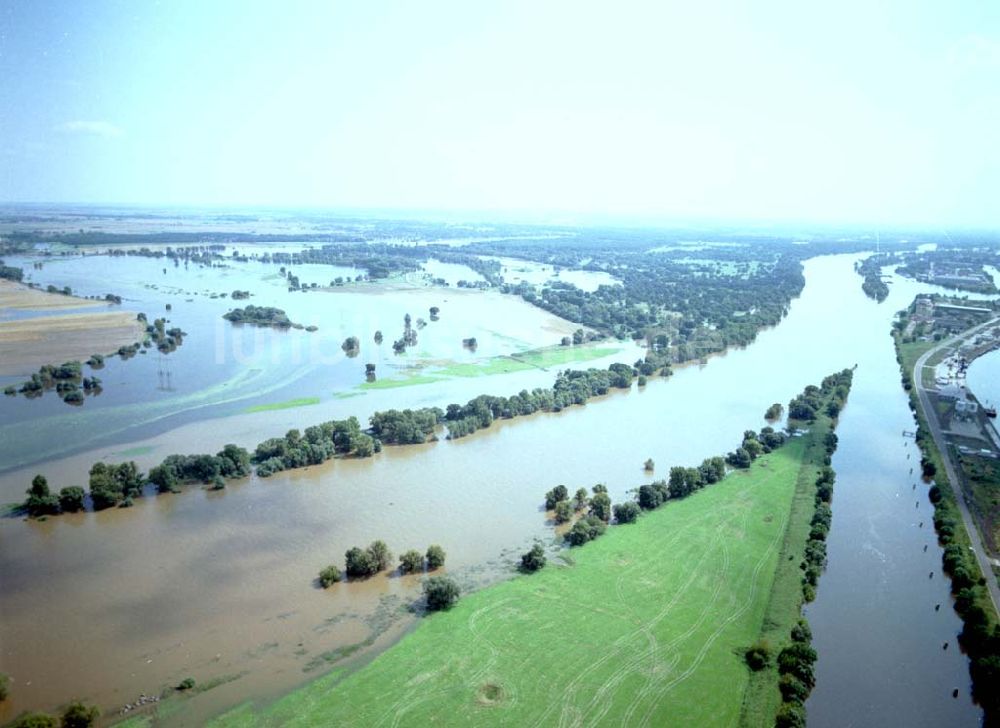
xmin=0 ymin=253 xmax=989 ymax=726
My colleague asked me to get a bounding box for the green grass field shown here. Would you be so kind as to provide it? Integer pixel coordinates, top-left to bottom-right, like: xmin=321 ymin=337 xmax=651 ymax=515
xmin=359 ymin=344 xmax=622 ymax=391
xmin=243 ymin=397 xmax=321 ymax=413
xmin=113 ymin=445 xmax=157 ymax=458
xmin=209 ymin=435 xmax=819 ymax=728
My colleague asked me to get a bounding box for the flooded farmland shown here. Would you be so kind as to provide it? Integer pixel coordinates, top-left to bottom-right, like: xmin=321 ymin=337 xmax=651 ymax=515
xmin=0 ymin=251 xmax=986 ymax=725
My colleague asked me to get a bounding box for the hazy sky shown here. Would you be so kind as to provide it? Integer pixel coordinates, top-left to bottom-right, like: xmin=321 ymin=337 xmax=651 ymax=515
xmin=1 ymin=1 xmax=998 ymax=226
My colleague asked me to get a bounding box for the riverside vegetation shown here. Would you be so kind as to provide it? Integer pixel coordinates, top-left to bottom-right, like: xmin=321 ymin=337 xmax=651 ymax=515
xmin=3 ymin=312 xmax=184 ymax=406
xmin=222 ymin=304 xmax=316 ymax=331
xmin=7 ymin=226 xmax=889 ymax=372
xmin=206 ymin=371 xmax=853 ymax=727
xmin=14 ymin=357 xmax=671 ymax=517
xmin=856 ymin=253 xmax=891 ymax=302
xmin=893 ymin=303 xmax=1000 ymax=722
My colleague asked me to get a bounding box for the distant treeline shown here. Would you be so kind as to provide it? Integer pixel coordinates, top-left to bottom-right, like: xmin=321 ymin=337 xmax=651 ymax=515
xmin=0 ymin=228 xmax=906 ymax=373
xmin=0 ymin=261 xmax=23 ymax=281
xmin=895 ymin=249 xmax=1000 ymax=294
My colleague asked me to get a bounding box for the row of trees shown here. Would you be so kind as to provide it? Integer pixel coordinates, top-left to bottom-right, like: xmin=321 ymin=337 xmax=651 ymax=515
xmin=23 ymin=475 xmax=80 ymax=517
xmin=0 ymin=261 xmax=24 ymax=281
xmin=523 ymin=408 xmax=802 ymax=576
xmin=787 ymin=370 xmax=853 ymax=423
xmin=369 ymin=407 xmax=443 ymax=444
xmin=525 ymin=376 xmax=853 ymax=580
xmin=444 ymin=364 xmax=645 ymax=442
xmin=318 ymin=542 xmax=458 ymax=612
xmin=149 ymin=445 xmax=252 ymax=492
xmin=5 ymin=361 xmax=102 ymax=406
xmin=319 ymin=543 xmax=447 ymax=586
xmin=254 ymin=418 xmax=378 ymax=476
xmin=23 ymin=444 xmax=253 ymax=515
xmin=772 ymin=372 xmax=851 ymax=727
xmin=893 ymin=309 xmax=1000 ymax=719
xmin=4 ymin=701 xmax=99 ymax=728
xmin=801 ymin=466 xmax=834 ymax=602
xmin=775 ymin=620 xmax=817 ymax=727
xmin=19 ymin=370 xmax=840 ymax=520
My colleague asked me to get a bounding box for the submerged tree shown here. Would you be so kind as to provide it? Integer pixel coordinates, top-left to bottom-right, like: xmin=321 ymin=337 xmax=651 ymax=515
xmin=24 ymin=475 xmax=59 ymax=516
xmin=426 ymin=544 xmax=446 ymax=570
xmin=399 ymin=549 xmax=425 ymax=574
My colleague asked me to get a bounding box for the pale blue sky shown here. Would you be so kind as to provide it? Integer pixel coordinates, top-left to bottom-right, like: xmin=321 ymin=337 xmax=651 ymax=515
xmin=1 ymin=1 xmax=998 ymax=226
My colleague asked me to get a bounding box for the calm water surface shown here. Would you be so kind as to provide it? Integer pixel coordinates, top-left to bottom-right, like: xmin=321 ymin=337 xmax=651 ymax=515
xmin=805 ymin=271 xmax=985 ymax=727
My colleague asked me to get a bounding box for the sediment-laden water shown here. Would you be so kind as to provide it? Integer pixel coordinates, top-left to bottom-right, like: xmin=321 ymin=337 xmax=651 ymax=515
xmin=0 ymin=252 xmax=987 ymax=725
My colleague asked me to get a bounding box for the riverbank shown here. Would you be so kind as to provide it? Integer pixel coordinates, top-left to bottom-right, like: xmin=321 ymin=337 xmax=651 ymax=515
xmin=739 ymin=405 xmax=834 ymax=725
xmin=895 ymin=310 xmax=1000 ymax=721
xmin=200 ymin=402 xmax=836 ymax=727
xmin=4 ymin=254 xmax=978 ymax=726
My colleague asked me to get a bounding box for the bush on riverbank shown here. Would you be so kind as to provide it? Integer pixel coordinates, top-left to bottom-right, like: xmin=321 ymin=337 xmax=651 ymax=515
xmin=520 ymin=543 xmax=547 ymax=572
xmin=423 ymin=576 xmax=460 ymax=611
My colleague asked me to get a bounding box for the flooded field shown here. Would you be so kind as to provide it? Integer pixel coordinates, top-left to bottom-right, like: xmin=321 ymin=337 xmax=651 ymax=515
xmin=0 ymin=250 xmax=629 ymax=474
xmin=0 ymin=252 xmax=988 ymax=725
xmin=483 ymin=255 xmax=620 ymax=292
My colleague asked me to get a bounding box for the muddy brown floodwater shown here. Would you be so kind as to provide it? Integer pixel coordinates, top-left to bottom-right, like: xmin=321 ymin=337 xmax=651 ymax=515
xmin=0 ymin=254 xmax=987 ymax=726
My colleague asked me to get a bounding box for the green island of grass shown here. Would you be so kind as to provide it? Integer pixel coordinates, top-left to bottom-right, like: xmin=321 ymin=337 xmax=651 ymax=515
xmin=209 ymin=406 xmax=832 ymax=727
xmin=244 ymin=397 xmax=321 ymax=414
xmin=359 ymin=344 xmax=622 ymax=391
xmin=113 ymin=445 xmax=156 ymax=458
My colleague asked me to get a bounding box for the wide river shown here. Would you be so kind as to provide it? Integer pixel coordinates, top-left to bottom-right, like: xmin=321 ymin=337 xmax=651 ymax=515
xmin=0 ymin=253 xmax=985 ymax=726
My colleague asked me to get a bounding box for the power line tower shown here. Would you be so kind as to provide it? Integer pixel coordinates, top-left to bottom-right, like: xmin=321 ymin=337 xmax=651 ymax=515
xmin=157 ymin=353 xmax=175 ymax=392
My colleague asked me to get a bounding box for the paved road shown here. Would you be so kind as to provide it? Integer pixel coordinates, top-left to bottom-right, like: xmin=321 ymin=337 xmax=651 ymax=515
xmin=913 ymin=318 xmax=1000 ymax=617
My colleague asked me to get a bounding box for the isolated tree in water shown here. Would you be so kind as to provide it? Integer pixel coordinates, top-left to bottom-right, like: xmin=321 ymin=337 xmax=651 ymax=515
xmin=426 ymin=544 xmax=446 ymax=570
xmin=367 ymin=540 xmax=393 ymax=572
xmin=24 ymin=474 xmax=59 ymax=516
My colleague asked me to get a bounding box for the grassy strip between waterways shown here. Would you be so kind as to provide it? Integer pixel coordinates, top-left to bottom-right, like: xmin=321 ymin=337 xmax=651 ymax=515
xmin=243 ymin=397 xmax=321 ymax=414
xmin=359 ymin=344 xmax=621 ymax=391
xmin=739 ymin=416 xmax=830 ymax=726
xmin=208 ymin=431 xmax=822 ymax=727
